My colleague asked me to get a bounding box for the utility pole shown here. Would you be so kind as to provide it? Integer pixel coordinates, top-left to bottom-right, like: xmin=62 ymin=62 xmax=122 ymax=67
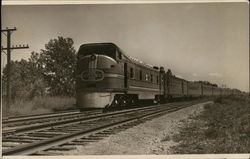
xmin=1 ymin=27 xmax=29 ymax=109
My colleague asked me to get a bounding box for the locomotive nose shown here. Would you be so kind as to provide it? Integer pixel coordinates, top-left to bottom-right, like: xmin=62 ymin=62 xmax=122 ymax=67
xmin=76 ymin=92 xmax=114 ymax=108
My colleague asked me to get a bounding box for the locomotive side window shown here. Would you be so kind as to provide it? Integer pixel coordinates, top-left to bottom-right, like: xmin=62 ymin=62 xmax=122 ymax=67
xmin=151 ymin=74 xmax=153 ymax=83
xmin=156 ymin=76 xmax=159 ymax=84
xmin=130 ymin=67 xmax=134 ymax=79
xmin=145 ymin=74 xmax=148 ymax=81
xmin=118 ymin=50 xmax=122 ymax=59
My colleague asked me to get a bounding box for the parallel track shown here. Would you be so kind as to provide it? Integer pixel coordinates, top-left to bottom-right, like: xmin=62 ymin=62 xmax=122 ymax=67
xmin=2 ymin=109 xmax=100 ymax=127
xmin=3 ymin=108 xmax=79 ymax=121
xmin=2 ymin=100 xmax=211 ymax=156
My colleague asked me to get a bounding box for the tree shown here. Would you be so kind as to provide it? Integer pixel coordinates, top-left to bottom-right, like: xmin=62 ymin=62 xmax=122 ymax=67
xmin=2 ymin=58 xmax=46 ymax=101
xmin=197 ymin=80 xmax=218 ymax=87
xmin=2 ymin=36 xmax=77 ymax=100
xmin=38 ymin=36 xmax=77 ymax=96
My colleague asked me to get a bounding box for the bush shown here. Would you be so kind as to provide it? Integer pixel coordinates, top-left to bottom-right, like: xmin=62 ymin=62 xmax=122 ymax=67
xmin=2 ymin=96 xmax=76 ymax=117
xmin=171 ymin=94 xmax=250 ymax=153
xmin=2 ymin=59 xmax=47 ymax=101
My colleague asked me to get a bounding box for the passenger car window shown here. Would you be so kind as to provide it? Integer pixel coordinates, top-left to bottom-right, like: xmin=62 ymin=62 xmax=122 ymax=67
xmin=130 ymin=67 xmax=134 ymax=79
xmin=139 ymin=70 xmax=142 ymax=80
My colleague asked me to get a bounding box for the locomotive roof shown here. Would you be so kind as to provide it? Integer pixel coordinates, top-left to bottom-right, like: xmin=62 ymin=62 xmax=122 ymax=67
xmin=79 ymin=42 xmax=117 ymax=48
xmin=78 ymin=42 xmax=117 ymax=53
xmin=79 ymin=42 xmax=160 ymax=72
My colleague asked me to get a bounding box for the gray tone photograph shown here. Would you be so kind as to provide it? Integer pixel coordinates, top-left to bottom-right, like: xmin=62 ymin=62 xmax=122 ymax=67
xmin=1 ymin=0 xmax=249 ymax=157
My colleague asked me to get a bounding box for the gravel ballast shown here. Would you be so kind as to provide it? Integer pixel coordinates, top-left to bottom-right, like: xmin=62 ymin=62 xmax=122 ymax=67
xmin=63 ymin=101 xmax=212 ymax=155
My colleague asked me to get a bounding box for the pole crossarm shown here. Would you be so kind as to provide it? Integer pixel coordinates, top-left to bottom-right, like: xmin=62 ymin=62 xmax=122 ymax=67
xmin=2 ymin=45 xmax=29 ymax=50
xmin=1 ymin=27 xmax=17 ymax=32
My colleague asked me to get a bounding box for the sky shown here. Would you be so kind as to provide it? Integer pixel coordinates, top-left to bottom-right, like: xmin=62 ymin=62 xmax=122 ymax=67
xmin=2 ymin=2 xmax=249 ymax=92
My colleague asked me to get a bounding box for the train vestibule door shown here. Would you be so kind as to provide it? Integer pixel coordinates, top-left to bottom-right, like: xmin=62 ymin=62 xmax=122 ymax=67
xmin=182 ymin=81 xmax=184 ymax=95
xmin=124 ymin=63 xmax=128 ymax=88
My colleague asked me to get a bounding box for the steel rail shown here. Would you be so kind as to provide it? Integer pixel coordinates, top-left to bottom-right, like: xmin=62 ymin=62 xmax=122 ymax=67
xmin=3 ymin=109 xmax=80 ymax=121
xmin=3 ymin=111 xmax=82 ymax=125
xmin=3 ymin=109 xmax=102 ymax=125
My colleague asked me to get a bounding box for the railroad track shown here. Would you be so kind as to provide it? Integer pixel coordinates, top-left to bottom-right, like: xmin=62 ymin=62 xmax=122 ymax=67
xmin=2 ymin=108 xmax=79 ymax=121
xmin=2 ymin=100 xmax=211 ymax=156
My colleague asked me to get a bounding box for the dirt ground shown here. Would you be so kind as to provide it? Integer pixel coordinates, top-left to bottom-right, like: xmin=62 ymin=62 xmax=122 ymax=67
xmin=63 ymin=101 xmax=212 ymax=155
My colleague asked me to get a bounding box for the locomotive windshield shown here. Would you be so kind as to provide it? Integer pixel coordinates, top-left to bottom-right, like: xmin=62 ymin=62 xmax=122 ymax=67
xmin=78 ymin=43 xmax=118 ymax=60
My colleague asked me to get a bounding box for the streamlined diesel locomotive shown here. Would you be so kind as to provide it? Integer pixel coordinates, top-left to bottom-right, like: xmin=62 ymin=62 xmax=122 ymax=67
xmin=76 ymin=43 xmax=235 ymax=109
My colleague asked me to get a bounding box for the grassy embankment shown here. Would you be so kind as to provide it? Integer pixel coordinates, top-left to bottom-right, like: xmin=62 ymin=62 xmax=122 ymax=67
xmin=2 ymin=96 xmax=75 ymax=117
xmin=171 ymin=94 xmax=249 ymax=154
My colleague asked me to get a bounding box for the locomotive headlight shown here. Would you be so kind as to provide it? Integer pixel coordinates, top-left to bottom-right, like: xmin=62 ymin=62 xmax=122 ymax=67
xmin=90 ymin=55 xmax=97 ymax=61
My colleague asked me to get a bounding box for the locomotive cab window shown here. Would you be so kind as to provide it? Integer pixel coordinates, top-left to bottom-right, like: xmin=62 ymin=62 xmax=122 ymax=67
xmin=78 ymin=43 xmax=118 ymax=61
xmin=151 ymin=74 xmax=153 ymax=83
xmin=117 ymin=50 xmax=122 ymax=60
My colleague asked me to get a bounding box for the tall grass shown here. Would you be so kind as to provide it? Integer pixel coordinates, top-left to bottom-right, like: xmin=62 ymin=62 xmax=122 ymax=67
xmin=2 ymin=96 xmax=76 ymax=117
xmin=171 ymin=94 xmax=250 ymax=154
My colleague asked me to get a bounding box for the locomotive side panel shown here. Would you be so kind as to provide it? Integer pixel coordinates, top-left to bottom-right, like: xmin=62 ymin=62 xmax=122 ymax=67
xmin=126 ymin=61 xmax=161 ymax=99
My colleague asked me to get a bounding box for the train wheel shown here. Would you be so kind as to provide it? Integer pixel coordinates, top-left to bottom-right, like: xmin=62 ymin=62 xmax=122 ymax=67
xmin=155 ymin=95 xmax=164 ymax=104
xmin=104 ymin=95 xmax=119 ymax=111
xmin=113 ymin=98 xmax=119 ymax=107
xmin=154 ymin=96 xmax=160 ymax=104
xmin=121 ymin=97 xmax=127 ymax=108
xmin=128 ymin=96 xmax=138 ymax=107
xmin=112 ymin=95 xmax=124 ymax=110
xmin=130 ymin=98 xmax=135 ymax=106
xmin=126 ymin=96 xmax=132 ymax=107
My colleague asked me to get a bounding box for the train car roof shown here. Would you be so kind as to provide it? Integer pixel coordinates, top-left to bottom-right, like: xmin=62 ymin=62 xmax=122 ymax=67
xmin=78 ymin=43 xmax=232 ymax=91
